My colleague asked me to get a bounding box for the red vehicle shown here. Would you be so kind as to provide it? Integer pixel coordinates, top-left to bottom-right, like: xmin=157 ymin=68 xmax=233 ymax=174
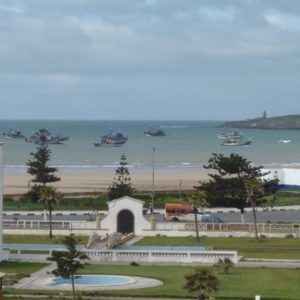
xmin=164 ymin=203 xmax=209 ymax=222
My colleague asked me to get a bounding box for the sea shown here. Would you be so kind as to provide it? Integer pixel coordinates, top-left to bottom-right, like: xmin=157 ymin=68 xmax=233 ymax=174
xmin=1 ymin=120 xmax=300 ymax=175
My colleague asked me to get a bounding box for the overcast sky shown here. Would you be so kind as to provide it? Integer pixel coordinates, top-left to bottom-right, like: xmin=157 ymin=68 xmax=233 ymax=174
xmin=1 ymin=0 xmax=300 ymax=120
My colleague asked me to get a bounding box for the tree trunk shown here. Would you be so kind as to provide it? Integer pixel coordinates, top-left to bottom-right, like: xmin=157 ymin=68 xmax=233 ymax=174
xmin=48 ymin=199 xmax=53 ymax=239
xmin=240 ymin=207 xmax=245 ymax=224
xmin=251 ymin=202 xmax=259 ymax=241
xmin=194 ymin=209 xmax=200 ymax=242
xmin=71 ymin=275 xmax=76 ymax=300
xmin=198 ymin=292 xmax=205 ymax=300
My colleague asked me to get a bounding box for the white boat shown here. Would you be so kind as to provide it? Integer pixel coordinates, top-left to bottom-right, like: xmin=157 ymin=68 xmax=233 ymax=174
xmin=216 ymin=130 xmax=242 ymax=140
xmin=278 ymin=140 xmax=292 ymax=144
xmin=221 ymin=137 xmax=252 ymax=146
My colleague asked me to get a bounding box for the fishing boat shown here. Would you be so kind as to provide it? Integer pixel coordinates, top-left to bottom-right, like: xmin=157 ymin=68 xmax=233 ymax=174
xmin=221 ymin=137 xmax=252 ymax=146
xmin=25 ymin=129 xmax=66 ymax=145
xmin=94 ymin=130 xmax=128 ymax=147
xmin=2 ymin=128 xmax=25 ymax=139
xmin=144 ymin=127 xmax=166 ymax=137
xmin=216 ymin=130 xmax=242 ymax=139
xmin=278 ymin=140 xmax=292 ymax=144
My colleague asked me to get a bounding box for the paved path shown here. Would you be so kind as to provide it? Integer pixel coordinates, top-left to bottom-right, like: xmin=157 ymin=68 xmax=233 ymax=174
xmin=13 ymin=263 xmax=56 ymax=289
xmin=238 ymin=258 xmax=300 ymax=269
xmin=12 ymin=263 xmax=163 ymax=291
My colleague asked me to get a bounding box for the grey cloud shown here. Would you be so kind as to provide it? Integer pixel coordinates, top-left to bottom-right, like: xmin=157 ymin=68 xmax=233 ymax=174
xmin=1 ymin=0 xmax=300 ymax=119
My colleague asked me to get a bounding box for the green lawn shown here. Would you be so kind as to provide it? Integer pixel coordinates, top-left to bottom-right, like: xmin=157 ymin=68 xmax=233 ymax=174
xmin=3 ymin=234 xmax=89 ymax=245
xmin=5 ymin=190 xmax=300 ymax=210
xmin=5 ymin=264 xmax=300 ymax=299
xmin=79 ymin=265 xmax=300 ymax=299
xmin=263 ymin=191 xmax=300 ymax=206
xmin=4 ymin=195 xmax=109 ymax=211
xmin=4 ymin=193 xmax=183 ymax=211
xmin=0 ymin=261 xmax=48 ymax=286
xmin=135 ymin=236 xmax=300 ymax=259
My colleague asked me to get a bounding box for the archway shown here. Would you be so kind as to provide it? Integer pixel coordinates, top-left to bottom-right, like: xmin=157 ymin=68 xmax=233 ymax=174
xmin=117 ymin=210 xmax=134 ymax=234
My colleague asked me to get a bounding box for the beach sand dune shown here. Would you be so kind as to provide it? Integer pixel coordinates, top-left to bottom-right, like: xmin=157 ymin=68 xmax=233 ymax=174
xmin=3 ymin=170 xmax=209 ymax=196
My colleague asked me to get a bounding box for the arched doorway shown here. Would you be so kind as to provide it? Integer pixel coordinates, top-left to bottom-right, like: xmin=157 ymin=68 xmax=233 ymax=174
xmin=117 ymin=210 xmax=134 ymax=234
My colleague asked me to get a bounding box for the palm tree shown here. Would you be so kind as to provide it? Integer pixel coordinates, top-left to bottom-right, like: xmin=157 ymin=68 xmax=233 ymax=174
xmin=185 ymin=191 xmax=208 ymax=242
xmin=39 ymin=186 xmax=62 ymax=238
xmin=244 ymin=178 xmax=264 ymax=241
xmin=184 ymin=268 xmax=219 ymax=300
xmin=214 ymin=258 xmax=234 ymax=274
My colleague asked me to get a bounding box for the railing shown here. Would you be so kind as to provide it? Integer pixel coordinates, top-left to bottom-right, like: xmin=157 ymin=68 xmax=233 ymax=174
xmin=183 ymin=222 xmax=300 ymax=233
xmin=3 ymin=220 xmax=71 ymax=230
xmin=3 ymin=220 xmax=300 ymax=233
xmin=7 ymin=247 xmax=238 ymax=264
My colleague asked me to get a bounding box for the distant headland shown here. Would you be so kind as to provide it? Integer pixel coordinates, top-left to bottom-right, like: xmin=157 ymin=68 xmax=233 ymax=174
xmin=223 ymin=113 xmax=300 ymax=130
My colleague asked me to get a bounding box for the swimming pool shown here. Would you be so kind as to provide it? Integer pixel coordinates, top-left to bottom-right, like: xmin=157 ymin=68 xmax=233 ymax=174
xmin=51 ymin=275 xmax=135 ymax=287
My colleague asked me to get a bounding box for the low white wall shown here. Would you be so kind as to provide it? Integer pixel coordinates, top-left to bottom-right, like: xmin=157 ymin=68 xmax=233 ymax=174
xmin=0 ymin=250 xmax=9 ymax=261
xmin=8 ymin=248 xmax=238 ymax=264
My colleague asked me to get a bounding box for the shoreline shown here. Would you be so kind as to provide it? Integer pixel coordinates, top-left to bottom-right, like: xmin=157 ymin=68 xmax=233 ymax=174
xmin=3 ymin=169 xmax=210 ymax=196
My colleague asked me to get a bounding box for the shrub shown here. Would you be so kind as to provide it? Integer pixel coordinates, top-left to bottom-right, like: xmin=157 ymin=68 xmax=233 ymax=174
xmin=286 ymin=234 xmax=294 ymax=238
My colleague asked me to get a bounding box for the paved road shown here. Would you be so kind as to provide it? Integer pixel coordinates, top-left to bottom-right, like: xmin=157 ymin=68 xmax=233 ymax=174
xmin=3 ymin=209 xmax=300 ymax=223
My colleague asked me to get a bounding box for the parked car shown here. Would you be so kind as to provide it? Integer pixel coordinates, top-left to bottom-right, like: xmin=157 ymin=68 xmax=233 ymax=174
xmin=170 ymin=212 xmax=210 ymax=222
xmin=200 ymin=216 xmax=224 ymax=223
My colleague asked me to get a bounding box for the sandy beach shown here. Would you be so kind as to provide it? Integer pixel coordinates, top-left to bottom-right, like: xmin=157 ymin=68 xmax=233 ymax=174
xmin=3 ymin=170 xmax=210 ymax=196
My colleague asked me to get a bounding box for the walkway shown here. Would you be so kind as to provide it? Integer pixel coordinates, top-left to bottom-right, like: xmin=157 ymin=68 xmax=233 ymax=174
xmin=12 ymin=263 xmax=163 ymax=291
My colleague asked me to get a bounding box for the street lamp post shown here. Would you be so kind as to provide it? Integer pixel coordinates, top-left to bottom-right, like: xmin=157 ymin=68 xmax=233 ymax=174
xmin=179 ymin=180 xmax=182 ymax=199
xmin=151 ymin=146 xmax=155 ymax=214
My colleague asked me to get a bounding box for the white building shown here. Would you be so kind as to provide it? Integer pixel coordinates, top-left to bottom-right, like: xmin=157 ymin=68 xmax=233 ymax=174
xmin=100 ymin=196 xmax=153 ymax=235
xmin=263 ymin=168 xmax=300 ymax=188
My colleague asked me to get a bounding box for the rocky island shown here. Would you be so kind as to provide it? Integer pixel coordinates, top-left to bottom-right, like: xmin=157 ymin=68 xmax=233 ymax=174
xmin=223 ymin=113 xmax=300 ymax=130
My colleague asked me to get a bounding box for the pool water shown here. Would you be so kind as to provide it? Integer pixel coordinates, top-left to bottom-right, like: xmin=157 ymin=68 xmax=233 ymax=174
xmin=51 ymin=275 xmax=133 ymax=286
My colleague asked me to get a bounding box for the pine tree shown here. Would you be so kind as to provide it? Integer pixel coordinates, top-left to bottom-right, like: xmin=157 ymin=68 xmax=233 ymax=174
xmin=26 ymin=144 xmax=60 ymax=201
xmin=47 ymin=234 xmax=89 ymax=300
xmin=107 ymin=154 xmax=135 ymax=200
xmin=197 ymin=153 xmax=278 ymax=225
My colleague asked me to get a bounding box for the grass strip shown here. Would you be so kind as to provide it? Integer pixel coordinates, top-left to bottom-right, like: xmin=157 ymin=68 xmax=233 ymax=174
xmin=134 ymin=236 xmax=300 ymax=259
